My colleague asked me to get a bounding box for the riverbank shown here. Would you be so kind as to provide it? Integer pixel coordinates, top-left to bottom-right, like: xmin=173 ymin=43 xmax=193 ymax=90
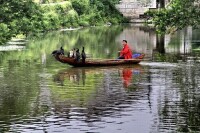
xmin=0 ymin=0 xmax=126 ymax=45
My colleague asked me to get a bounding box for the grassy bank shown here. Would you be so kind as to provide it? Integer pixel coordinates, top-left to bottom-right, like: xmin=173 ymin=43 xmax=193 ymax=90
xmin=0 ymin=0 xmax=126 ymax=45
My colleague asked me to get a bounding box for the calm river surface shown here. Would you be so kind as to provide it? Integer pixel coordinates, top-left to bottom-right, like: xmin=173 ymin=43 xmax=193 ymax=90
xmin=0 ymin=25 xmax=200 ymax=133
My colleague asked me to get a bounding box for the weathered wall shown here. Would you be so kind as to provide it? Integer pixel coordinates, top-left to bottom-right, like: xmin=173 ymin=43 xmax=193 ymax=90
xmin=116 ymin=0 xmax=157 ymax=20
xmin=116 ymin=0 xmax=171 ymax=22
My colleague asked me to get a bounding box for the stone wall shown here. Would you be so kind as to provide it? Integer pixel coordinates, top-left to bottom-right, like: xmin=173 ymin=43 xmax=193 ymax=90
xmin=116 ymin=0 xmax=157 ymax=19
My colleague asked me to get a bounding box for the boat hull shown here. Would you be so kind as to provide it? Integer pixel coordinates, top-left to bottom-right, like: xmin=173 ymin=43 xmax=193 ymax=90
xmin=53 ymin=54 xmax=145 ymax=67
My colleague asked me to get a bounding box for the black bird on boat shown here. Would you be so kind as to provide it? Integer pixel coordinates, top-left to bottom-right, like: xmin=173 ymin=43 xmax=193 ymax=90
xmin=60 ymin=46 xmax=64 ymax=55
xmin=81 ymin=47 xmax=86 ymax=63
xmin=52 ymin=46 xmax=64 ymax=55
xmin=75 ymin=48 xmax=81 ymax=61
xmin=52 ymin=50 xmax=58 ymax=55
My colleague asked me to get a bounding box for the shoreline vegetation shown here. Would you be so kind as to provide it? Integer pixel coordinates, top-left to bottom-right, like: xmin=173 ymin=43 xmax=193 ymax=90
xmin=0 ymin=0 xmax=127 ymax=45
xmin=2 ymin=0 xmax=199 ymax=45
xmin=146 ymin=0 xmax=200 ymax=34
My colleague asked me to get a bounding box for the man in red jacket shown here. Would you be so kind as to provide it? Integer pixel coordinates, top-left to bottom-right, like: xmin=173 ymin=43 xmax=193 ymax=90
xmin=118 ymin=40 xmax=132 ymax=59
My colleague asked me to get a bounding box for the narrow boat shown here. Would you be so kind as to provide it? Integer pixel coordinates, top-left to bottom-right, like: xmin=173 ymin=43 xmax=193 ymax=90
xmin=53 ymin=53 xmax=145 ymax=67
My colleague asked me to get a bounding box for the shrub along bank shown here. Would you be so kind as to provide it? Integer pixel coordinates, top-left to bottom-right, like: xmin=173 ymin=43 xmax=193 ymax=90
xmin=0 ymin=0 xmax=126 ymax=45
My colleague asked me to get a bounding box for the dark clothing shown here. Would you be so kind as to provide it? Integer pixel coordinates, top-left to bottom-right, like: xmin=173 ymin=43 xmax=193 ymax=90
xmin=118 ymin=56 xmax=125 ymax=59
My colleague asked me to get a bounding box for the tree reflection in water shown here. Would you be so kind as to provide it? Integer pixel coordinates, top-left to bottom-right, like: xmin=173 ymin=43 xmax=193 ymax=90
xmin=53 ymin=65 xmax=144 ymax=88
xmin=52 ymin=65 xmax=150 ymax=120
xmin=52 ymin=62 xmax=200 ymax=132
xmin=1 ymin=25 xmax=200 ymax=132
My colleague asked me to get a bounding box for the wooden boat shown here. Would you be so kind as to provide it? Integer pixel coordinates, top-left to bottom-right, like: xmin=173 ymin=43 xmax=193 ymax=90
xmin=53 ymin=53 xmax=145 ymax=67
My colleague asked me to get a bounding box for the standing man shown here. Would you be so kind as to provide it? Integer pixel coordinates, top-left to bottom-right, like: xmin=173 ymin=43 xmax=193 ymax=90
xmin=118 ymin=40 xmax=132 ymax=59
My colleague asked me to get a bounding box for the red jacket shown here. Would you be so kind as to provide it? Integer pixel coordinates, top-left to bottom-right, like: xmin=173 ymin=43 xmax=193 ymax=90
xmin=120 ymin=44 xmax=132 ymax=59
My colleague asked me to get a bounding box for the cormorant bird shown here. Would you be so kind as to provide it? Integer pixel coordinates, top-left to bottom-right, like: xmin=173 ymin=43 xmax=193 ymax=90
xmin=51 ymin=50 xmax=58 ymax=55
xmin=51 ymin=46 xmax=64 ymax=55
xmin=75 ymin=48 xmax=81 ymax=61
xmin=81 ymin=47 xmax=86 ymax=63
xmin=60 ymin=46 xmax=64 ymax=55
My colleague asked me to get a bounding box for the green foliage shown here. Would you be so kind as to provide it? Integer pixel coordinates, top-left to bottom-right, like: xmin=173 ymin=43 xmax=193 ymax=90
xmin=43 ymin=10 xmax=60 ymax=29
xmin=71 ymin=0 xmax=126 ymax=25
xmin=0 ymin=0 xmax=44 ymax=44
xmin=71 ymin=0 xmax=89 ymax=15
xmin=0 ymin=0 xmax=125 ymax=45
xmin=153 ymin=53 xmax=181 ymax=62
xmin=146 ymin=0 xmax=200 ymax=34
xmin=78 ymin=20 xmax=90 ymax=27
xmin=0 ymin=23 xmax=11 ymax=44
xmin=42 ymin=2 xmax=79 ymax=28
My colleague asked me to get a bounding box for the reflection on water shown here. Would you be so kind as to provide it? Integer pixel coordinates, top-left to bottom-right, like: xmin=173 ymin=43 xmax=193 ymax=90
xmin=47 ymin=65 xmax=150 ymax=133
xmin=0 ymin=25 xmax=200 ymax=132
xmin=53 ymin=65 xmax=143 ymax=88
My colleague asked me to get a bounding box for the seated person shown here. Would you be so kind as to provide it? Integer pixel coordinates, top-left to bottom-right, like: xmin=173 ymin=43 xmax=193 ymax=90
xmin=118 ymin=40 xmax=132 ymax=59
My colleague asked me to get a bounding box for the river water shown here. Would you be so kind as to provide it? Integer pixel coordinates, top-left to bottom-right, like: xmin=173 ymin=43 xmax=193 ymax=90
xmin=0 ymin=25 xmax=200 ymax=133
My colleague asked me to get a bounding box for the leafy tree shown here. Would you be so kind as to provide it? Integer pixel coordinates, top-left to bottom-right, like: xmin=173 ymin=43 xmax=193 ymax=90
xmin=0 ymin=0 xmax=126 ymax=45
xmin=71 ymin=0 xmax=89 ymax=15
xmin=71 ymin=0 xmax=126 ymax=25
xmin=0 ymin=0 xmax=43 ymax=44
xmin=146 ymin=0 xmax=200 ymax=33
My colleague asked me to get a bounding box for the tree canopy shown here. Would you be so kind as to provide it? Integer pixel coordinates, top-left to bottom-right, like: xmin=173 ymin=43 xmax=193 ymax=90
xmin=146 ymin=0 xmax=200 ymax=33
xmin=0 ymin=0 xmax=43 ymax=43
xmin=0 ymin=0 xmax=125 ymax=45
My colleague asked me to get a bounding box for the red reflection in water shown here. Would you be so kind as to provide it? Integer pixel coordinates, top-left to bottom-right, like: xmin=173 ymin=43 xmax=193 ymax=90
xmin=122 ymin=69 xmax=132 ymax=88
xmin=122 ymin=67 xmax=142 ymax=88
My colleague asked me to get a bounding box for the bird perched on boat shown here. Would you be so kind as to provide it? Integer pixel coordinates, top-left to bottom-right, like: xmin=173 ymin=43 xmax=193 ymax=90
xmin=51 ymin=46 xmax=64 ymax=56
xmin=60 ymin=46 xmax=64 ymax=55
xmin=75 ymin=48 xmax=81 ymax=61
xmin=51 ymin=50 xmax=58 ymax=55
xmin=72 ymin=48 xmax=76 ymax=58
xmin=81 ymin=46 xmax=86 ymax=63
